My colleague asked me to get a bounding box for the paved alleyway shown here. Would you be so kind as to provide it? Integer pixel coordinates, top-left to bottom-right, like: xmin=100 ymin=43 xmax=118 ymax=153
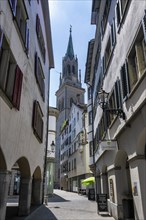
xmin=25 ymin=190 xmax=114 ymax=220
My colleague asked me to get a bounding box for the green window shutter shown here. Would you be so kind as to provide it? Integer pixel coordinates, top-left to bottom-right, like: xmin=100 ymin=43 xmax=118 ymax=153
xmin=142 ymin=11 xmax=146 ymax=43
xmin=120 ymin=61 xmax=130 ymax=101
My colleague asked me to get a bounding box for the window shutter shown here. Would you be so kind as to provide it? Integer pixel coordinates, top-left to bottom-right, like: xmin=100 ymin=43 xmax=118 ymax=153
xmin=101 ymin=56 xmax=105 ymax=76
xmin=35 ymin=52 xmax=39 ymax=82
xmin=9 ymin=0 xmax=17 ymax=16
xmin=32 ymin=100 xmax=37 ymax=131
xmin=120 ymin=61 xmax=130 ymax=100
xmin=36 ymin=14 xmax=40 ymax=35
xmin=115 ymin=79 xmax=122 ymax=109
xmin=142 ymin=11 xmax=146 ymax=43
xmin=12 ymin=66 xmax=23 ymax=110
xmin=25 ymin=23 xmax=29 ymax=54
xmin=0 ymin=27 xmax=3 ymax=50
xmin=116 ymin=0 xmax=121 ymax=27
xmin=110 ymin=18 xmax=116 ymax=47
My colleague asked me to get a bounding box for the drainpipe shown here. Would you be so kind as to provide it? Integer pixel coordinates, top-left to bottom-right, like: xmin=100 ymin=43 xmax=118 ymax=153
xmin=42 ymin=67 xmax=50 ymax=205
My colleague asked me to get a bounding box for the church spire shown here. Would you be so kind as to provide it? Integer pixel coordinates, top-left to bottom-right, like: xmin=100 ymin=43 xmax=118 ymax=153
xmin=66 ymin=25 xmax=74 ymax=59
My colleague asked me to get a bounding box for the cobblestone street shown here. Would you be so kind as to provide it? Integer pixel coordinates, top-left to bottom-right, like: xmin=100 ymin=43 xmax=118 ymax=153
xmin=25 ymin=190 xmax=114 ymax=220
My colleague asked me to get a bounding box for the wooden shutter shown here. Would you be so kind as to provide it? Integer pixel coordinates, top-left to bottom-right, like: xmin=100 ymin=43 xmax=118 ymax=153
xmin=12 ymin=66 xmax=23 ymax=110
xmin=25 ymin=23 xmax=29 ymax=54
xmin=35 ymin=52 xmax=39 ymax=82
xmin=36 ymin=14 xmax=40 ymax=35
xmin=142 ymin=11 xmax=146 ymax=43
xmin=120 ymin=61 xmax=130 ymax=100
xmin=0 ymin=27 xmax=3 ymax=50
xmin=116 ymin=0 xmax=121 ymax=27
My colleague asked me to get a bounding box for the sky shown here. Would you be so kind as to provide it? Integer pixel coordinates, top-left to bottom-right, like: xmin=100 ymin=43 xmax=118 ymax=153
xmin=48 ymin=0 xmax=95 ymax=107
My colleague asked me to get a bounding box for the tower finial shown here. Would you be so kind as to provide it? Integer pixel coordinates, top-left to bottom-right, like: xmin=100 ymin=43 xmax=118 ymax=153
xmin=70 ymin=25 xmax=72 ymax=34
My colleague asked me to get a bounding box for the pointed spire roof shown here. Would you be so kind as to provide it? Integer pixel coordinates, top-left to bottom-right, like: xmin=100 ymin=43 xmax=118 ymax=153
xmin=66 ymin=25 xmax=74 ymax=59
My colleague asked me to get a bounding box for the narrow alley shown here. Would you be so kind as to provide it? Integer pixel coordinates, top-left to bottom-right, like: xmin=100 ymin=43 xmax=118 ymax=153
xmin=25 ymin=190 xmax=114 ymax=220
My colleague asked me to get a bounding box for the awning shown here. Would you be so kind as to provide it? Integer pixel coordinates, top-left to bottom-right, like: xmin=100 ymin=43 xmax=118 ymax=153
xmin=81 ymin=177 xmax=95 ymax=186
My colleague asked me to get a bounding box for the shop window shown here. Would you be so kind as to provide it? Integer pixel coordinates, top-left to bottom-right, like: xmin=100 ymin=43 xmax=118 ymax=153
xmin=0 ymin=33 xmax=23 ymax=110
xmin=32 ymin=100 xmax=43 ymax=143
xmin=36 ymin=14 xmax=46 ymax=63
xmin=9 ymin=0 xmax=29 ymax=54
xmin=35 ymin=52 xmax=45 ymax=101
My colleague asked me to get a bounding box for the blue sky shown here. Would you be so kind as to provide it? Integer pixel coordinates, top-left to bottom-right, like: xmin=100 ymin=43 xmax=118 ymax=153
xmin=49 ymin=0 xmax=95 ymax=107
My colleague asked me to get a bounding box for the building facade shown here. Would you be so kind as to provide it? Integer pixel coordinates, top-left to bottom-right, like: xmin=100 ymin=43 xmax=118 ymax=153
xmin=85 ymin=0 xmax=146 ymax=219
xmin=60 ymin=103 xmax=91 ymax=192
xmin=0 ymin=0 xmax=54 ymax=219
xmin=46 ymin=107 xmax=59 ymax=195
xmin=55 ymin=27 xmax=85 ymax=188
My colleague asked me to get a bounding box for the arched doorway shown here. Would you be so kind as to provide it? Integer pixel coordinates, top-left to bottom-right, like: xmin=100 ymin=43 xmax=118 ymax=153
xmin=114 ymin=150 xmax=134 ymax=219
xmin=0 ymin=147 xmax=9 ymax=220
xmin=31 ymin=166 xmax=42 ymax=205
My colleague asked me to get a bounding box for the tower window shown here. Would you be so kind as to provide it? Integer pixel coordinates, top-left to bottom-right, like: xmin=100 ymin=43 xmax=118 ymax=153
xmin=72 ymin=65 xmax=75 ymax=74
xmin=67 ymin=64 xmax=71 ymax=74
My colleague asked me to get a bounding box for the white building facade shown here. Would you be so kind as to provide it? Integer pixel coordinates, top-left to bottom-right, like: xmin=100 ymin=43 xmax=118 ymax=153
xmin=0 ymin=0 xmax=54 ymax=219
xmin=85 ymin=0 xmax=146 ymax=219
xmin=60 ymin=103 xmax=91 ymax=192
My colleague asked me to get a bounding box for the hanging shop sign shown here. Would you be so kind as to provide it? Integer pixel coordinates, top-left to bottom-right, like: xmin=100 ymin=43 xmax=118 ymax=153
xmin=99 ymin=140 xmax=118 ymax=151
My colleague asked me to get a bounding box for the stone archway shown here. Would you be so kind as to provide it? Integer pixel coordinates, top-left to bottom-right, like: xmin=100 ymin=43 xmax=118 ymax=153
xmin=31 ymin=166 xmax=42 ymax=205
xmin=15 ymin=157 xmax=31 ymax=216
xmin=114 ymin=150 xmax=134 ymax=219
xmin=0 ymin=147 xmax=9 ymax=220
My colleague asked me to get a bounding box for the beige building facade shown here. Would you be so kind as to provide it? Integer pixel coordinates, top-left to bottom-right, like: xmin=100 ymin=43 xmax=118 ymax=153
xmin=0 ymin=0 xmax=54 ymax=219
xmin=85 ymin=0 xmax=146 ymax=219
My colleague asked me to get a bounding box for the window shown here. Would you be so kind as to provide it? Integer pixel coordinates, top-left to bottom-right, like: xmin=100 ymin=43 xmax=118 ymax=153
xmin=72 ymin=65 xmax=75 ymax=74
xmin=77 ymin=112 xmax=79 ymax=121
xmin=32 ymin=100 xmax=43 ymax=143
xmin=121 ymin=17 xmax=146 ymax=100
xmin=110 ymin=18 xmax=116 ymax=47
xmin=9 ymin=0 xmax=29 ymax=54
xmin=88 ymin=111 xmax=93 ymax=125
xmin=100 ymin=0 xmax=111 ymax=38
xmin=35 ymin=52 xmax=45 ymax=101
xmin=36 ymin=14 xmax=46 ymax=63
xmin=116 ymin=0 xmax=131 ymax=29
xmin=0 ymin=33 xmax=23 ymax=110
xmin=88 ymin=87 xmax=92 ymax=100
xmin=74 ymin=158 xmax=76 ymax=169
xmin=89 ymin=141 xmax=93 ymax=157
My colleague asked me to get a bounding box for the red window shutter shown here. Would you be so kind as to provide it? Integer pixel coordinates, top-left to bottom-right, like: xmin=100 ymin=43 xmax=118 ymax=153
xmin=12 ymin=66 xmax=23 ymax=110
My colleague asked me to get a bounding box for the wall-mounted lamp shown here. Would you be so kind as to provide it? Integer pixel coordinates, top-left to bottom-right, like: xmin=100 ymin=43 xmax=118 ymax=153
xmin=48 ymin=141 xmax=55 ymax=154
xmin=98 ymin=88 xmax=125 ymax=120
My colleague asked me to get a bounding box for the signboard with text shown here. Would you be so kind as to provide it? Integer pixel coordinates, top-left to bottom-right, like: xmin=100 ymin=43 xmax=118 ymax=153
xmin=97 ymin=194 xmax=108 ymax=212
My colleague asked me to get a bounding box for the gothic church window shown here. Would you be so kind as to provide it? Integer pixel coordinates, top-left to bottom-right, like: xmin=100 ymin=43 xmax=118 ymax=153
xmin=67 ymin=64 xmax=71 ymax=74
xmin=72 ymin=65 xmax=75 ymax=74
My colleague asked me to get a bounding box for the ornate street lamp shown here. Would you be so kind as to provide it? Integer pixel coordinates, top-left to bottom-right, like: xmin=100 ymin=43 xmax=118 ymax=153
xmin=48 ymin=141 xmax=55 ymax=155
xmin=98 ymin=88 xmax=125 ymax=120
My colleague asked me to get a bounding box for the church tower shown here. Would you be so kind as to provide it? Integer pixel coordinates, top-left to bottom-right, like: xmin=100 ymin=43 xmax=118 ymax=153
xmin=54 ymin=27 xmax=85 ymax=188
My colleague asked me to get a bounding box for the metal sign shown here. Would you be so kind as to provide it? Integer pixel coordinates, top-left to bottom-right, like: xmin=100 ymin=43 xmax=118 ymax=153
xmin=99 ymin=140 xmax=118 ymax=151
